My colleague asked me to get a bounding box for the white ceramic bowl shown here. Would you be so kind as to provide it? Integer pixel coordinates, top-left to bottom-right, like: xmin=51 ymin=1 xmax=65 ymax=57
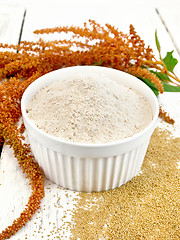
xmin=21 ymin=66 xmax=159 ymax=192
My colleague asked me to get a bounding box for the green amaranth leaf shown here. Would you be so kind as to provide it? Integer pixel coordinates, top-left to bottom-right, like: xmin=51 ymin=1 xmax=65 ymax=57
xmin=155 ymin=30 xmax=161 ymax=54
xmin=139 ymin=76 xmax=180 ymax=94
xmin=93 ymin=59 xmax=103 ymax=66
xmin=162 ymin=82 xmax=180 ymax=92
xmin=163 ymin=51 xmax=178 ymax=73
xmin=138 ymin=77 xmax=159 ymax=96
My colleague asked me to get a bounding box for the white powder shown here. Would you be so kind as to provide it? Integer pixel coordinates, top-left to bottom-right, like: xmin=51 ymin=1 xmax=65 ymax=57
xmin=27 ymin=73 xmax=153 ymax=144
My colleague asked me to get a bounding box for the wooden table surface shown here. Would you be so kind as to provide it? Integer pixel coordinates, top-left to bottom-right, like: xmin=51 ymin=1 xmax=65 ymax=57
xmin=0 ymin=0 xmax=180 ymax=239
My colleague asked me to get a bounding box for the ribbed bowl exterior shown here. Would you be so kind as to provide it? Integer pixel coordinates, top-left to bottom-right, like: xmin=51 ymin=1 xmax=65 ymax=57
xmin=28 ymin=133 xmax=150 ymax=192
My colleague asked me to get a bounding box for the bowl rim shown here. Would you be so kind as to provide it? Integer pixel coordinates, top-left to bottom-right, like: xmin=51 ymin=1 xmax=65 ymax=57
xmin=21 ymin=66 xmax=159 ymax=148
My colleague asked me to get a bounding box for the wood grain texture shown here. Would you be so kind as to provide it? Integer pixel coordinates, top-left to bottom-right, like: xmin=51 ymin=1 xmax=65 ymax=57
xmin=156 ymin=0 xmax=180 ymax=55
xmin=0 ymin=3 xmax=25 ymax=44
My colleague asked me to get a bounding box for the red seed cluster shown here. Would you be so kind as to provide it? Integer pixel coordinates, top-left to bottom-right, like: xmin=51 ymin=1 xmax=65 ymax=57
xmin=0 ymin=73 xmax=44 ymax=240
xmin=0 ymin=122 xmax=44 ymax=239
xmin=159 ymin=106 xmax=175 ymax=124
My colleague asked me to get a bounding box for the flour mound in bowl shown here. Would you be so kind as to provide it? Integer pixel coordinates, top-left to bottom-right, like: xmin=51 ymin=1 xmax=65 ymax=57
xmin=26 ymin=73 xmax=153 ymax=144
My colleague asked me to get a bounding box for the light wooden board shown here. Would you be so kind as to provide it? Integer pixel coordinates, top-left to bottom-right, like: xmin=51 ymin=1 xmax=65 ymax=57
xmin=156 ymin=0 xmax=180 ymax=55
xmin=0 ymin=3 xmax=25 ymax=44
xmin=0 ymin=1 xmax=180 ymax=239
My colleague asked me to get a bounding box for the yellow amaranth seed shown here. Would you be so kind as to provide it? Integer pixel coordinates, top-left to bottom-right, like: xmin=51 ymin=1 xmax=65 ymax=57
xmin=70 ymin=128 xmax=180 ymax=239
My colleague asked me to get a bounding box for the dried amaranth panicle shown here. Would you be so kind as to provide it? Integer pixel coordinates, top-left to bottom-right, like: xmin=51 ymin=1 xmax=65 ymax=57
xmin=0 ymin=73 xmax=44 ymax=240
xmin=0 ymin=20 xmax=165 ymax=93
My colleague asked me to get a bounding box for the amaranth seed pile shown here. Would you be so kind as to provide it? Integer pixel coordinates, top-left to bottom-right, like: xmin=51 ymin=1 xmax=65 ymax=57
xmin=69 ymin=128 xmax=180 ymax=239
xmin=27 ymin=73 xmax=152 ymax=143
